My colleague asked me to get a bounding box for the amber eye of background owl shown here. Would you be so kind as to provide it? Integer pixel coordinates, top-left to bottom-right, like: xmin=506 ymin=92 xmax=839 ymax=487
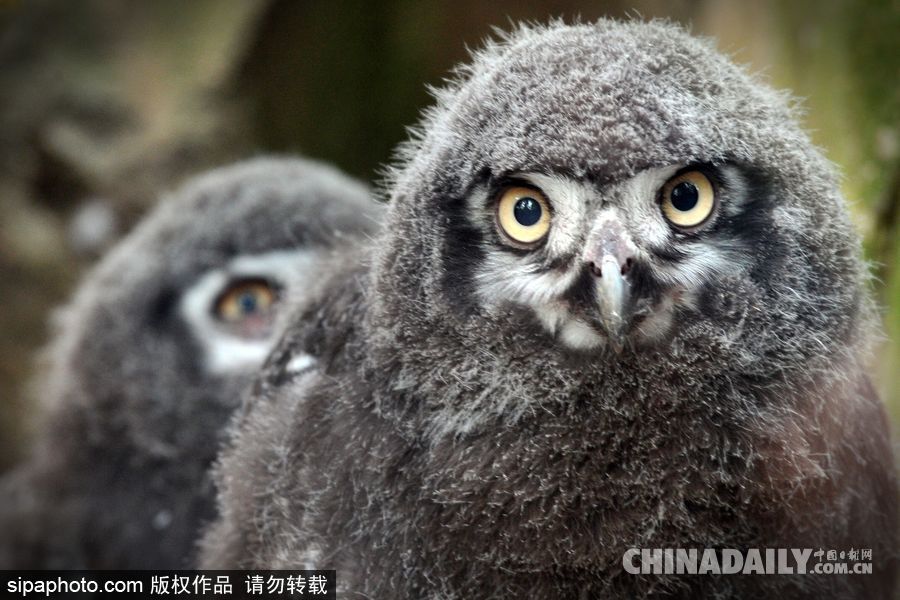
xmin=496 ymin=186 xmax=551 ymax=245
xmin=213 ymin=278 xmax=278 ymax=324
xmin=660 ymin=170 xmax=716 ymax=229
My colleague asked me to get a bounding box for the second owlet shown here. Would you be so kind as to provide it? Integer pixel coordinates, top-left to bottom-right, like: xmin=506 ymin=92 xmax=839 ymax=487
xmin=0 ymin=157 xmax=381 ymax=569
xmin=200 ymin=21 xmax=898 ymax=599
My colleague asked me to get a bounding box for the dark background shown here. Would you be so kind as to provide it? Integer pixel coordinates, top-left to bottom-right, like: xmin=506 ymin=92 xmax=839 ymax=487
xmin=1 ymin=0 xmax=898 ymax=469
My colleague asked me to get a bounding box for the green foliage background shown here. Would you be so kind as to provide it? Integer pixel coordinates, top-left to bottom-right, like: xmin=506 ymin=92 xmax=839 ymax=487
xmin=0 ymin=0 xmax=897 ymax=468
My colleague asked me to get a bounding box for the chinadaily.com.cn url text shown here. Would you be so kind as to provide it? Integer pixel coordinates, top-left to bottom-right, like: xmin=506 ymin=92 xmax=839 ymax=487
xmin=623 ymin=547 xmax=873 ymax=575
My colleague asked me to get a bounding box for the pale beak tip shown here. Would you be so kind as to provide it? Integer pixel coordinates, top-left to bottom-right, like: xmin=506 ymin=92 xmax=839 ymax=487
xmin=608 ymin=336 xmax=625 ymax=354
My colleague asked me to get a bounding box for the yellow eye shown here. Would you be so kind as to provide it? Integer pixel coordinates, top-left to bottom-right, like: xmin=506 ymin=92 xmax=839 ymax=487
xmin=496 ymin=186 xmax=551 ymax=245
xmin=660 ymin=170 xmax=716 ymax=229
xmin=213 ymin=279 xmax=277 ymax=323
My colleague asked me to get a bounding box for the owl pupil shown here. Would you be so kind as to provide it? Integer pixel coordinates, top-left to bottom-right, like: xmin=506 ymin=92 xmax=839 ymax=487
xmin=513 ymin=197 xmax=542 ymax=226
xmin=671 ymin=182 xmax=699 ymax=211
xmin=238 ymin=292 xmax=258 ymax=314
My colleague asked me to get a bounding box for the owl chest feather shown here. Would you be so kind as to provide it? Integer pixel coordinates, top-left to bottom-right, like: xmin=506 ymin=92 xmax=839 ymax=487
xmin=331 ymin=341 xmax=788 ymax=570
xmin=302 ymin=353 xmax=889 ymax=599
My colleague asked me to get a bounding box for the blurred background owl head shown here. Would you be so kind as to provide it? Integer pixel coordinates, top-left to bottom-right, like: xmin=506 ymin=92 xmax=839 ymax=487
xmin=41 ymin=157 xmax=379 ymax=454
xmin=1 ymin=1 xmax=897 ymax=462
xmin=0 ymin=157 xmax=381 ymax=569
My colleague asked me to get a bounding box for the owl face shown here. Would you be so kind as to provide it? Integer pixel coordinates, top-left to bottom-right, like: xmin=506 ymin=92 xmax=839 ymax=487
xmin=463 ymin=162 xmax=772 ymax=352
xmin=375 ymin=21 xmax=862 ymax=375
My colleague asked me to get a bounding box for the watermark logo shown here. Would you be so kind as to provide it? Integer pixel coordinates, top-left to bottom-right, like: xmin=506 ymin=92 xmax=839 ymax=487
xmin=622 ymin=548 xmax=873 ymax=575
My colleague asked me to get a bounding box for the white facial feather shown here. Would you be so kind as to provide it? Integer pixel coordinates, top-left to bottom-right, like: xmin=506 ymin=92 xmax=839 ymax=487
xmin=180 ymin=249 xmax=318 ymax=375
xmin=617 ymin=165 xmax=681 ymax=250
xmin=520 ymin=173 xmax=590 ymax=256
xmin=474 ymin=255 xmax=580 ymax=310
xmin=285 ymin=353 xmax=317 ymax=375
xmin=558 ymin=317 xmax=606 ymax=350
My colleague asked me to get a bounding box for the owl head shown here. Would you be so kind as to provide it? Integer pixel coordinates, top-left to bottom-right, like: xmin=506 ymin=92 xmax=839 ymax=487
xmin=42 ymin=157 xmax=380 ymax=455
xmin=371 ymin=20 xmax=867 ymax=382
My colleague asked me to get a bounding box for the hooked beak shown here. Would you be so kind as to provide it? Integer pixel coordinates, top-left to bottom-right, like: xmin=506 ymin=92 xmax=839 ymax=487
xmin=583 ymin=211 xmax=636 ymax=352
xmin=596 ymin=256 xmax=629 ymax=351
